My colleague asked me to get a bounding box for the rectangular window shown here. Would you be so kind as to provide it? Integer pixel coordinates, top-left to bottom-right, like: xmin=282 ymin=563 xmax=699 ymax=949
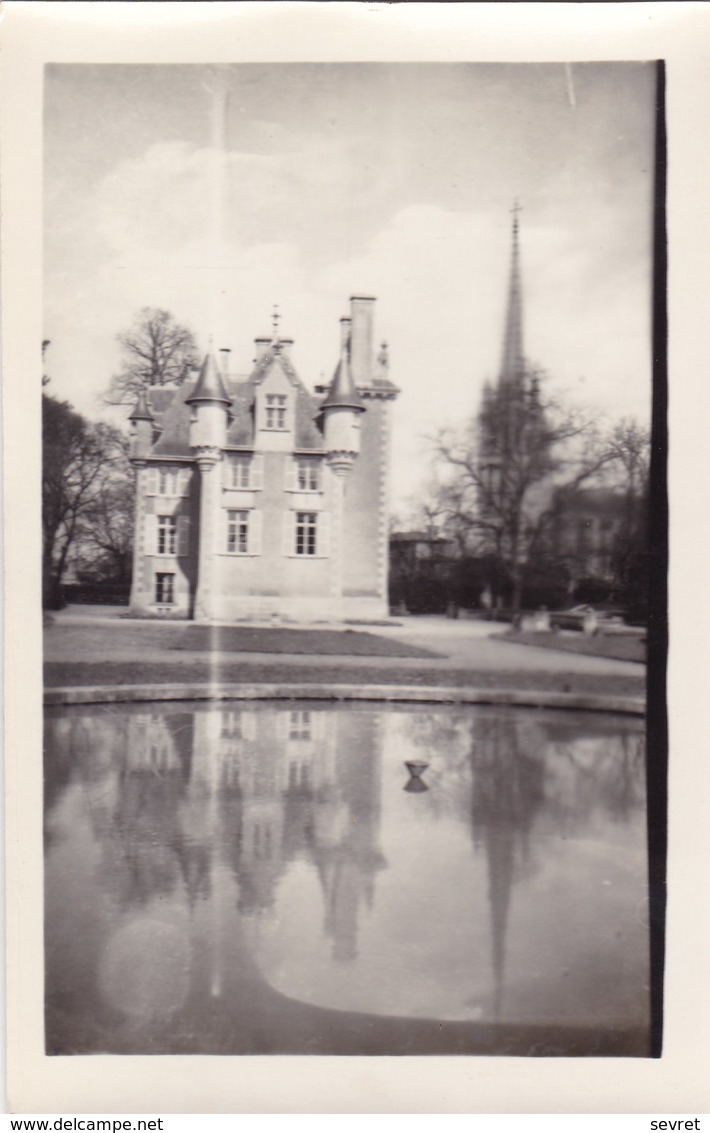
xmin=221 ymin=710 xmax=242 ymax=739
xmin=296 ymin=458 xmax=321 ymax=492
xmin=158 ymin=469 xmax=177 ymax=496
xmin=265 ymin=393 xmax=287 ymax=429
xmin=157 ymin=515 xmax=177 ymax=555
xmin=155 ymin=572 xmax=175 ymax=604
xmin=228 ymin=456 xmax=251 ymax=489
xmin=227 ymin=510 xmax=250 ymax=554
xmin=295 ymin=512 xmax=317 ymax=556
xmin=289 ymin=710 xmax=312 ymax=740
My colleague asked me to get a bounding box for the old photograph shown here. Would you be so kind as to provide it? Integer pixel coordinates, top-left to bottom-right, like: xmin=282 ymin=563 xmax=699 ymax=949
xmin=40 ymin=58 xmax=658 ymax=1061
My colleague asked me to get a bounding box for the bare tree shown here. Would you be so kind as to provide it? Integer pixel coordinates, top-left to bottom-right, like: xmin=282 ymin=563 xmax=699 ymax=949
xmin=429 ymin=371 xmax=610 ymax=616
xmin=605 ymin=418 xmax=650 ymax=500
xmin=104 ymin=307 xmax=199 ymax=406
xmin=75 ymin=432 xmax=135 ymax=583
xmin=606 ymin=419 xmax=650 ymax=619
xmin=42 ymin=394 xmax=108 ymax=607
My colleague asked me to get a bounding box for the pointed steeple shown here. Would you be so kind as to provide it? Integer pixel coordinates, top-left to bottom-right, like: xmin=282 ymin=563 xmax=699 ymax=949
xmin=498 ymin=201 xmax=525 ymax=389
xmin=185 ymin=351 xmax=232 ymax=407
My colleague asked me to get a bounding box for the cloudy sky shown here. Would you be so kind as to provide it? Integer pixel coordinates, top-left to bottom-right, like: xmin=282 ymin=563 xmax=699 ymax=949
xmin=44 ymin=62 xmax=656 ymax=510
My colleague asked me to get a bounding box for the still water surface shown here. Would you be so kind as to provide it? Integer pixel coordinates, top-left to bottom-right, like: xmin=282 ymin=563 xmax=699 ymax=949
xmin=44 ymin=701 xmax=649 ymax=1056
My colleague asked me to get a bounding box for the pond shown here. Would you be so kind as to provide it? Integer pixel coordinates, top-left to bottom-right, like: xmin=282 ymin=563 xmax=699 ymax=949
xmin=44 ymin=700 xmax=649 ymax=1056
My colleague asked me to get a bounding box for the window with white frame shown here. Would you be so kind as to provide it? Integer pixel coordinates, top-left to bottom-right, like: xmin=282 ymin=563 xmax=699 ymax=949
xmin=158 ymin=468 xmax=177 ymax=495
xmin=295 ymin=512 xmax=317 ymax=556
xmin=227 ymin=510 xmax=250 ymax=554
xmin=265 ymin=393 xmax=287 ymax=429
xmin=296 ymin=458 xmax=321 ymax=492
xmin=157 ymin=515 xmax=177 ymax=555
xmin=289 ymin=710 xmax=312 ymax=740
xmin=221 ymin=709 xmax=242 ymax=739
xmin=155 ymin=572 xmax=175 ymax=604
xmin=228 ymin=455 xmax=252 ymax=489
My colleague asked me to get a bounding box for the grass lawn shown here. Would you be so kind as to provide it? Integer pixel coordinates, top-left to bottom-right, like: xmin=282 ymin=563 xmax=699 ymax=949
xmin=498 ymin=630 xmax=646 ymax=664
xmin=173 ymin=624 xmax=440 ymax=659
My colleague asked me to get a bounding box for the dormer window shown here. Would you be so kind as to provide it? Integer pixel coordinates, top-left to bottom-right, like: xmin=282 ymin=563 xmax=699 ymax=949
xmin=265 ymin=393 xmax=287 ymax=429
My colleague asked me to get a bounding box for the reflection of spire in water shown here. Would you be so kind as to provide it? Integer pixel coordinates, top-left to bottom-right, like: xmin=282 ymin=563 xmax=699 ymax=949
xmin=486 ymin=828 xmax=514 ymax=1021
xmin=470 ymin=713 xmax=546 ymax=1021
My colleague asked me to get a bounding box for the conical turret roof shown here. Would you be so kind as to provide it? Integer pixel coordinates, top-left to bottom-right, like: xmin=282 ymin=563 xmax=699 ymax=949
xmin=185 ymin=352 xmax=232 ymax=406
xmin=321 ymin=335 xmax=365 ymax=412
xmin=128 ymin=387 xmax=154 ymax=422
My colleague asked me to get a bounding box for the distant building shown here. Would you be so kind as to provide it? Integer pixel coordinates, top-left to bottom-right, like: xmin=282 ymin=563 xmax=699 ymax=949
xmin=549 ymin=486 xmax=626 ymax=585
xmin=128 ymin=297 xmax=398 ymax=622
xmin=388 ymin=530 xmax=456 ymax=613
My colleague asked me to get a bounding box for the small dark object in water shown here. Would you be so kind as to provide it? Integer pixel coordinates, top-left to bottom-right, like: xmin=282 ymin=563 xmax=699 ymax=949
xmin=404 ymin=760 xmax=429 ymax=778
xmin=404 ymin=776 xmax=429 ymax=793
xmin=404 ymin=759 xmax=430 ymax=792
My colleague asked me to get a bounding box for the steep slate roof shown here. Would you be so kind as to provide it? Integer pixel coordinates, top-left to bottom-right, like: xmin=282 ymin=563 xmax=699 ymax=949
xmin=149 ymin=380 xmax=198 ymax=457
xmin=144 ymin=344 xmax=325 ymax=458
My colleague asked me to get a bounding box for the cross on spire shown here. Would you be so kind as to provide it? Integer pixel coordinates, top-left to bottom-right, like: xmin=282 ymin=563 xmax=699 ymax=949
xmin=271 ymin=304 xmax=281 ymax=341
xmin=510 ymin=199 xmax=523 ymax=236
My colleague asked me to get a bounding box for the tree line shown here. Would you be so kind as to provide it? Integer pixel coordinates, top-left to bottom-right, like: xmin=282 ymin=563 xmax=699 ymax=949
xmin=391 ymin=365 xmax=650 ymax=622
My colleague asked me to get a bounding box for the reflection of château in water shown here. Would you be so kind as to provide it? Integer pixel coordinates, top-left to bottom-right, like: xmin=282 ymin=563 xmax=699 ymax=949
xmin=46 ymin=704 xmax=387 ymax=964
xmin=45 ymin=703 xmax=645 ymax=1035
xmin=44 ymin=703 xmax=649 ymax=1053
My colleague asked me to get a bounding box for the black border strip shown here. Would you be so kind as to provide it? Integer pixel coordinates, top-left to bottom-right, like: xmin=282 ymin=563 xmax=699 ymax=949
xmin=648 ymin=57 xmax=668 ymax=1061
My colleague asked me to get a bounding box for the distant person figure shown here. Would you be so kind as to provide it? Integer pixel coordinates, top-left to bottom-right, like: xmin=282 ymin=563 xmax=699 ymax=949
xmin=480 ymin=586 xmax=493 ymax=620
xmin=534 ymin=606 xmax=550 ymax=632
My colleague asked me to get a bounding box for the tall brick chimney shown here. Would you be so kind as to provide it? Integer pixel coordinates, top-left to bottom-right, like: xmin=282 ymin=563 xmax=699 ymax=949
xmin=254 ymin=337 xmax=271 ymax=362
xmin=349 ymin=296 xmax=375 ymax=389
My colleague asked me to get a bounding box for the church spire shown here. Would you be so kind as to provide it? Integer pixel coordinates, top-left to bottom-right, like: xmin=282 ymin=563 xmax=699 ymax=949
xmin=498 ymin=201 xmax=525 ymax=389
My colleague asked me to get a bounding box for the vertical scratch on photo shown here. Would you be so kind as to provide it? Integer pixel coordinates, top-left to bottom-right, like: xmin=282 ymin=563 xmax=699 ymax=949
xmin=565 ymin=63 xmax=577 ymax=109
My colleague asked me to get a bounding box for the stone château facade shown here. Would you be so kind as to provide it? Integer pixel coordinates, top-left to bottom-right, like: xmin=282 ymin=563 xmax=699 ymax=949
xmin=128 ymin=296 xmax=398 ymax=622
